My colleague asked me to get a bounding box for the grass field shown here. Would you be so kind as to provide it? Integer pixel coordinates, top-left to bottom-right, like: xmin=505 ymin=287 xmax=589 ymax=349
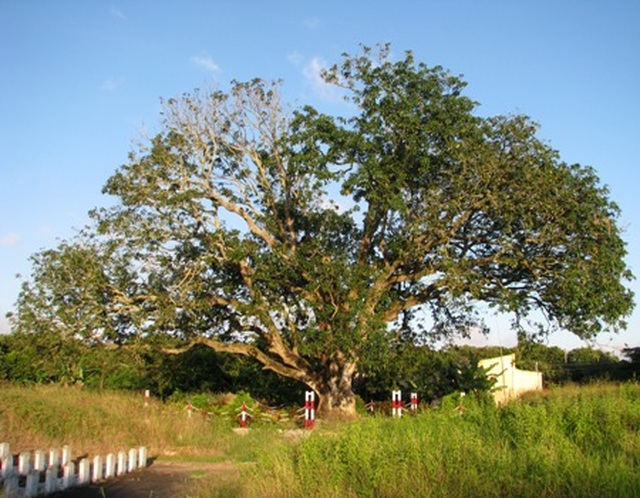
xmin=1 ymin=382 xmax=639 ymax=497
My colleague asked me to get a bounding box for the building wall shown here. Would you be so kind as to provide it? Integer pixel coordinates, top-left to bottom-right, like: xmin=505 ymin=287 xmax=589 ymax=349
xmin=478 ymin=354 xmax=543 ymax=405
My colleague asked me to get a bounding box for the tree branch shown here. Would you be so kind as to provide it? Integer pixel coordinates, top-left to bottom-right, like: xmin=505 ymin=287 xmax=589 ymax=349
xmin=163 ymin=336 xmax=310 ymax=381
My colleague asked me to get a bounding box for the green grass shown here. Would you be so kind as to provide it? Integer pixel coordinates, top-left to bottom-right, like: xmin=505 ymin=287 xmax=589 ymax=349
xmin=1 ymin=382 xmax=639 ymax=497
xmin=241 ymin=382 xmax=640 ymax=498
xmin=0 ymin=384 xmax=247 ymax=459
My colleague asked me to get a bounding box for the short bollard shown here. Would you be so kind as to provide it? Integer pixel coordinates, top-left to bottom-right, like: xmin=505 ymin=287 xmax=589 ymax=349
xmin=105 ymin=453 xmax=116 ymax=478
xmin=62 ymin=445 xmax=72 ymax=466
xmin=187 ymin=401 xmax=194 ymax=418
xmin=24 ymin=471 xmax=39 ymax=497
xmin=117 ymin=451 xmax=127 ymax=476
xmin=366 ymin=400 xmax=375 ymax=414
xmin=34 ymin=449 xmax=47 ymax=471
xmin=3 ymin=474 xmax=19 ymax=496
xmin=138 ymin=446 xmax=148 ymax=468
xmin=93 ymin=455 xmax=104 ymax=482
xmin=304 ymin=391 xmax=315 ymax=429
xmin=49 ymin=447 xmax=60 ymax=468
xmin=1 ymin=456 xmax=13 ymax=479
xmin=78 ymin=458 xmax=91 ymax=485
xmin=0 ymin=442 xmax=10 ymax=460
xmin=392 ymin=390 xmax=402 ymax=418
xmin=238 ymin=402 xmax=253 ymax=428
xmin=44 ymin=467 xmax=58 ymax=493
xmin=18 ymin=451 xmax=31 ymax=475
xmin=128 ymin=448 xmax=138 ymax=471
xmin=410 ymin=392 xmax=418 ymax=412
xmin=63 ymin=461 xmax=76 ymax=489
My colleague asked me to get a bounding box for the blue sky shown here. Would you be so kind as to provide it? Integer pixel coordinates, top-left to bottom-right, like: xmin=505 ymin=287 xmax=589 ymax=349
xmin=1 ymin=1 xmax=638 ymax=354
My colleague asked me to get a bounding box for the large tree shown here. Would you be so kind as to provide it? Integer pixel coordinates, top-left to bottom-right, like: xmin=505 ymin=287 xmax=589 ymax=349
xmin=12 ymin=46 xmax=634 ymax=417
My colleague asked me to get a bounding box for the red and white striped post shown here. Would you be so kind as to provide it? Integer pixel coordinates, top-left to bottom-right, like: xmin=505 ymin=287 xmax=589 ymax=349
xmin=144 ymin=389 xmax=150 ymax=407
xmin=392 ymin=390 xmax=402 ymax=418
xmin=304 ymin=391 xmax=315 ymax=429
xmin=366 ymin=400 xmax=375 ymax=414
xmin=410 ymin=392 xmax=418 ymax=412
xmin=239 ymin=402 xmax=250 ymax=428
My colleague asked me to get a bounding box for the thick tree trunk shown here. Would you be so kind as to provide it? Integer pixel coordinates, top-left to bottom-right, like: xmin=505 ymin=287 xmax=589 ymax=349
xmin=313 ymin=362 xmax=358 ymax=420
xmin=166 ymin=338 xmax=361 ymax=419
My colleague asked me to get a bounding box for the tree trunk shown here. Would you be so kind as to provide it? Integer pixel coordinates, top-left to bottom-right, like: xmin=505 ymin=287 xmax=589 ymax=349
xmin=313 ymin=362 xmax=358 ymax=420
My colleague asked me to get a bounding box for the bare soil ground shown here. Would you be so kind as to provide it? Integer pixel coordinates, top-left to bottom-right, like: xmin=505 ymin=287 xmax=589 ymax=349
xmin=50 ymin=459 xmax=240 ymax=498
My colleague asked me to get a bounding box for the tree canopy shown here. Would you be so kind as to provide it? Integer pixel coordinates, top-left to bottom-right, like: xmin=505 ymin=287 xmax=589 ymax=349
xmin=10 ymin=46 xmax=634 ymax=416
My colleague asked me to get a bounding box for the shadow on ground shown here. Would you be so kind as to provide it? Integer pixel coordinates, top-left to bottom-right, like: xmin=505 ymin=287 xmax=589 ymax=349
xmin=50 ymin=459 xmax=239 ymax=498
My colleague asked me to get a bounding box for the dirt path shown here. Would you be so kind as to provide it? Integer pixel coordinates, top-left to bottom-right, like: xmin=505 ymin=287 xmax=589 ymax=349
xmin=51 ymin=460 xmax=240 ymax=498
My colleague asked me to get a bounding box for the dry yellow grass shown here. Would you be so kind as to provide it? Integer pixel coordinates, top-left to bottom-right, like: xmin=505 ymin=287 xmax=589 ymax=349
xmin=0 ymin=384 xmax=233 ymax=458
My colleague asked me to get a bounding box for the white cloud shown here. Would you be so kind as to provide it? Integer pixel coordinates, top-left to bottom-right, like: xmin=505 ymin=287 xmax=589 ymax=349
xmin=303 ymin=17 xmax=321 ymax=30
xmin=287 ymin=51 xmax=304 ymax=66
xmin=0 ymin=232 xmax=20 ymax=248
xmin=191 ymin=54 xmax=221 ymax=73
xmin=109 ymin=7 xmax=126 ymax=20
xmin=100 ymin=77 xmax=124 ymax=92
xmin=303 ymin=57 xmax=342 ymax=103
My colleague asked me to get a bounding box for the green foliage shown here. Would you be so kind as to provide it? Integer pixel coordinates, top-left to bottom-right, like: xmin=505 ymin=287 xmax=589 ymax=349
xmin=3 ymin=324 xmax=634 ymax=411
xmin=9 ymin=44 xmax=634 ymax=416
xmin=0 ymin=331 xmax=307 ymax=405
xmin=356 ymin=343 xmax=495 ymax=403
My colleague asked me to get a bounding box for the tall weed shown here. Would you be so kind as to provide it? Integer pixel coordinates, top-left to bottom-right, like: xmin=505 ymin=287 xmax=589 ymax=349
xmin=243 ymin=382 xmax=640 ymax=498
xmin=2 ymin=382 xmax=639 ymax=497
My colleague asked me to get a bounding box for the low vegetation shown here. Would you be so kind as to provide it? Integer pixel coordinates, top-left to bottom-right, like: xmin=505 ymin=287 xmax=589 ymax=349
xmin=243 ymin=383 xmax=640 ymax=497
xmin=0 ymin=385 xmax=289 ymax=460
xmin=1 ymin=382 xmax=639 ymax=497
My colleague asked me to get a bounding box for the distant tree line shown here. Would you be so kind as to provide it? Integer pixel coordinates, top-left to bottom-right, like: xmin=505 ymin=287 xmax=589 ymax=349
xmin=1 ymin=329 xmax=637 ymax=406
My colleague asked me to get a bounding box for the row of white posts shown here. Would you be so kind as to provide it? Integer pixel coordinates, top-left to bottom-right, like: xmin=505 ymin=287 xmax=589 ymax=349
xmin=0 ymin=442 xmax=147 ymax=497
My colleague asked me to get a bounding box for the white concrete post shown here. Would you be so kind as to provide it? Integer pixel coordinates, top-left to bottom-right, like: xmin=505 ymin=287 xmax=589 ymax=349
xmin=49 ymin=447 xmax=60 ymax=468
xmin=1 ymin=455 xmax=13 ymax=479
xmin=61 ymin=445 xmax=72 ymax=466
xmin=18 ymin=451 xmax=31 ymax=475
xmin=138 ymin=447 xmax=148 ymax=468
xmin=128 ymin=448 xmax=137 ymax=471
xmin=116 ymin=451 xmax=127 ymax=476
xmin=34 ymin=449 xmax=47 ymax=471
xmin=0 ymin=442 xmax=10 ymax=481
xmin=44 ymin=467 xmax=58 ymax=493
xmin=24 ymin=471 xmax=39 ymax=497
xmin=78 ymin=457 xmax=91 ymax=485
xmin=62 ymin=461 xmax=76 ymax=489
xmin=105 ymin=453 xmax=116 ymax=478
xmin=92 ymin=455 xmax=104 ymax=482
xmin=3 ymin=474 xmax=19 ymax=496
